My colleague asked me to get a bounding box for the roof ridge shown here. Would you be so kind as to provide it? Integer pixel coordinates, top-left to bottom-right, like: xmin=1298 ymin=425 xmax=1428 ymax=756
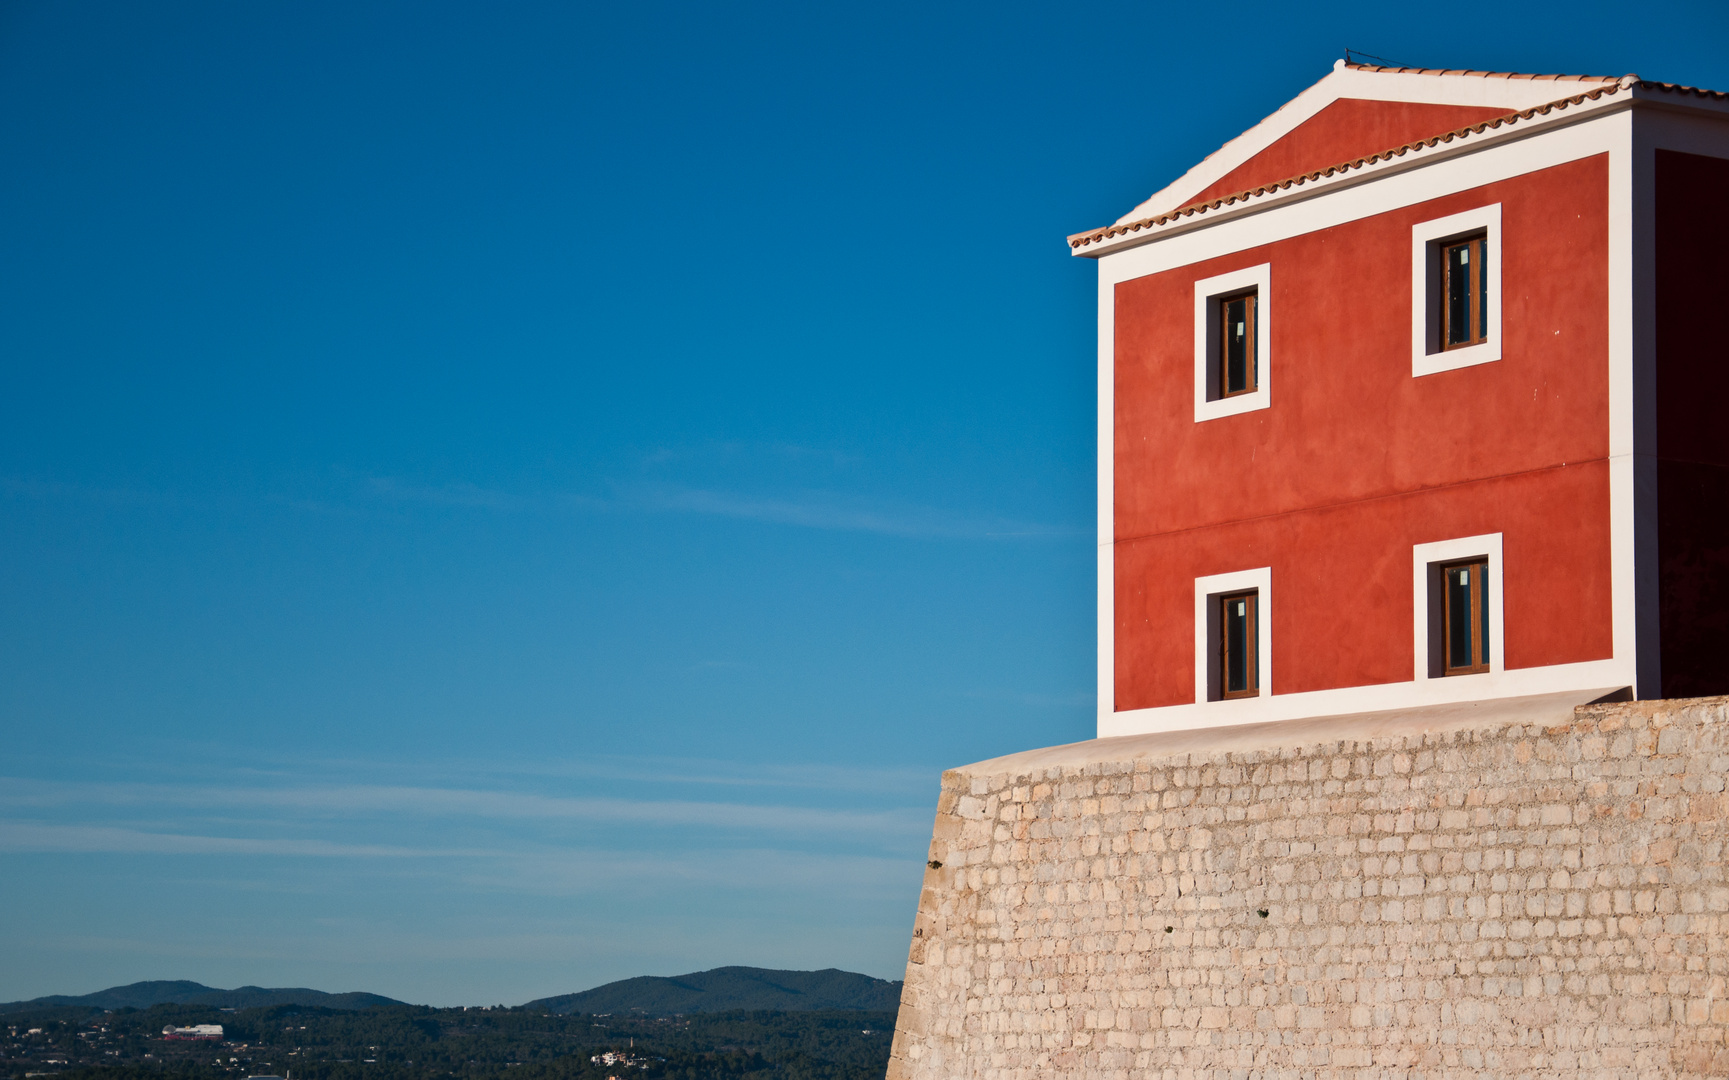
xmin=1341 ymin=60 xmax=1627 ymax=83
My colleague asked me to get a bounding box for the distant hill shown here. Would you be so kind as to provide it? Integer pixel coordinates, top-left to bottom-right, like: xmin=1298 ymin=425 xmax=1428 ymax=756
xmin=0 ymin=967 xmax=898 ymax=1018
xmin=0 ymin=980 xmax=403 ymax=1014
xmin=524 ymin=966 xmax=902 ymax=1015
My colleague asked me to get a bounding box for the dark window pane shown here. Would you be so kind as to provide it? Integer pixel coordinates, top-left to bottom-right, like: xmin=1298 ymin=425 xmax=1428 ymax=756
xmin=1225 ymin=597 xmax=1247 ymax=693
xmin=1225 ymin=296 xmax=1248 ymax=394
xmin=1478 ymin=237 xmax=1489 ymax=340
xmin=1447 ymin=566 xmax=1472 ymax=668
xmin=1446 ymin=244 xmax=1471 ymax=345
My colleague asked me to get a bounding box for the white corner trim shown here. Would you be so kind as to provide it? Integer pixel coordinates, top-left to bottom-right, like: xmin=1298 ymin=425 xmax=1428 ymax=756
xmin=1620 ymin=106 xmax=1655 ymax=699
xmin=1412 ymin=533 xmax=1506 ymax=681
xmin=1410 ymin=203 xmax=1502 ymax=376
xmin=1193 ymin=263 xmax=1271 ymax=421
xmin=1097 ymin=265 xmax=1116 ymax=727
xmin=1193 ymin=567 xmax=1273 ymax=706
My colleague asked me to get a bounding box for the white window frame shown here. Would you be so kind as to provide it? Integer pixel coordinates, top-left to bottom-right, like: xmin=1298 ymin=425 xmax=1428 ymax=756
xmin=1412 ymin=533 xmax=1505 ymax=681
xmin=1193 ymin=263 xmax=1271 ymax=421
xmin=1195 ymin=566 xmax=1272 ymax=703
xmin=1411 ymin=204 xmax=1502 ymax=377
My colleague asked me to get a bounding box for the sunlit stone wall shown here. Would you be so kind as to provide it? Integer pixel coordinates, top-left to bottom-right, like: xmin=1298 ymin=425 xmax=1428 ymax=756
xmin=888 ymin=697 xmax=1729 ymax=1080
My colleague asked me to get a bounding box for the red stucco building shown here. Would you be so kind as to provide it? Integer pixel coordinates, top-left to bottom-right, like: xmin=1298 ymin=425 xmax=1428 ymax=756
xmin=1071 ymin=61 xmax=1729 ymax=736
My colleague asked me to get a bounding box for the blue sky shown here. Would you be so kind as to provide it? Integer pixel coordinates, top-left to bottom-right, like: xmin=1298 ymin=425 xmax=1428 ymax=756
xmin=2 ymin=0 xmax=1726 ymax=1007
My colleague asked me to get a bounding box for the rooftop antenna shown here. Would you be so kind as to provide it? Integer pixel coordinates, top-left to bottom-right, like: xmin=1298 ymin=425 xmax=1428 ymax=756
xmin=1344 ymin=48 xmax=1405 ymax=68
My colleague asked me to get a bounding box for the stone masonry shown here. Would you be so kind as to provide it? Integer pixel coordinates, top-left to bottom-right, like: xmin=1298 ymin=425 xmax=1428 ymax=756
xmin=888 ymin=695 xmax=1729 ymax=1079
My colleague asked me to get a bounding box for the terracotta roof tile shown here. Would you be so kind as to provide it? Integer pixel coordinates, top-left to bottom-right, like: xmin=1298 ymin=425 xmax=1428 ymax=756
xmin=1070 ymin=74 xmax=1729 ymax=253
xmin=1341 ymin=61 xmax=1622 ymax=83
xmin=1629 ymin=78 xmax=1729 ymax=102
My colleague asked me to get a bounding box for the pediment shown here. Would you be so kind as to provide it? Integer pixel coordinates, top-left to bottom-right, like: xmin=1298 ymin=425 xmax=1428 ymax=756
xmin=1117 ymin=62 xmax=1624 ymax=224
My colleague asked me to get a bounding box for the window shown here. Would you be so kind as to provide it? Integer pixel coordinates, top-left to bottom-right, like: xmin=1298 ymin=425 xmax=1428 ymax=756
xmin=1440 ymin=559 xmax=1490 ymax=674
xmin=1442 ymin=235 xmax=1488 ymax=349
xmin=1218 ymin=291 xmax=1258 ymax=397
xmin=1411 ymin=204 xmax=1500 ymax=376
xmin=1193 ymin=263 xmax=1271 ymax=421
xmin=1411 ymin=534 xmax=1503 ymax=681
xmin=1194 ymin=566 xmax=1271 ymax=703
xmin=1219 ymin=590 xmax=1259 ymax=697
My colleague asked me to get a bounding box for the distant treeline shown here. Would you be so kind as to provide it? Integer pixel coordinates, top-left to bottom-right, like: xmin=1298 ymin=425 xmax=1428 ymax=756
xmin=3 ymin=1001 xmax=895 ymax=1080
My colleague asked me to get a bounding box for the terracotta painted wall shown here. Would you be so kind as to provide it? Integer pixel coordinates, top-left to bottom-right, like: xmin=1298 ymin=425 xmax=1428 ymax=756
xmin=1180 ymin=99 xmax=1513 ymax=209
xmin=1114 ymin=155 xmax=1613 ymax=712
xmin=1655 ymin=149 xmax=1729 ymax=698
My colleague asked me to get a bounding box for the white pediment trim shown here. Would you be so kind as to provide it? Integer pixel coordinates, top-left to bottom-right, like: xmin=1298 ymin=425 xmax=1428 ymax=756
xmin=1117 ymin=61 xmax=1620 ymax=224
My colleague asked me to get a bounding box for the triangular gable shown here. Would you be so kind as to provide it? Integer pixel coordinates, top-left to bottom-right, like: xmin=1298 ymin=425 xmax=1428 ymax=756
xmin=1117 ymin=61 xmax=1624 ymax=224
xmin=1180 ymin=98 xmax=1512 ymax=207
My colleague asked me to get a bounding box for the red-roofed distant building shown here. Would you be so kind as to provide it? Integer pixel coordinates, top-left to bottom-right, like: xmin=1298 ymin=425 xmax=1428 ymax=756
xmin=1072 ymin=60 xmax=1729 ymax=736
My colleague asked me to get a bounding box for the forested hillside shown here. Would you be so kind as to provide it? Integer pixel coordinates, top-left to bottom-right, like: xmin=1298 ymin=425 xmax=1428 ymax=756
xmin=1 ymin=984 xmax=402 ymax=1015
xmin=524 ymin=969 xmax=900 ymax=1016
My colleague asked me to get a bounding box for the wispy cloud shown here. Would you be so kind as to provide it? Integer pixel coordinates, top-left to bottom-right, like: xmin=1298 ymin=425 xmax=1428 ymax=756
xmin=471 ymin=753 xmax=940 ymax=796
xmin=469 ymin=846 xmax=922 ymax=899
xmin=2 ymin=468 xmax=1079 ymax=541
xmin=0 ymin=820 xmax=925 ymax=900
xmin=3 ymin=746 xmax=943 ymax=799
xmin=632 ymin=484 xmax=1078 ymax=540
xmin=638 ymin=441 xmax=862 ymax=469
xmin=362 ymin=477 xmax=531 ymax=511
xmin=960 ymin=687 xmax=1097 ymax=709
xmin=0 ymin=822 xmax=483 ymax=857
xmin=0 ymin=779 xmax=931 ymax=837
xmin=636 ymin=485 xmax=940 ymax=536
xmin=682 ymin=659 xmax=747 ymax=675
xmin=0 ymin=475 xmax=172 ymax=508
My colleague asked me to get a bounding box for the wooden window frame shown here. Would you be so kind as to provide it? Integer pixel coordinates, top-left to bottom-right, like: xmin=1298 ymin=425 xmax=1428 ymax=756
xmin=1411 ymin=205 xmax=1500 ymax=377
xmin=1440 ymin=234 xmax=1488 ymax=351
xmin=1194 ymin=263 xmax=1270 ymax=420
xmin=1217 ymin=289 xmax=1259 ymax=399
xmin=1219 ymin=590 xmax=1259 ymax=699
xmin=1440 ymin=558 xmax=1490 ymax=675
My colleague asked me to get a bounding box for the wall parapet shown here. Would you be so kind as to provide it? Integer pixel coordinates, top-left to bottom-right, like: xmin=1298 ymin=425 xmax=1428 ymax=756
xmin=889 ymin=693 xmax=1729 ymax=1079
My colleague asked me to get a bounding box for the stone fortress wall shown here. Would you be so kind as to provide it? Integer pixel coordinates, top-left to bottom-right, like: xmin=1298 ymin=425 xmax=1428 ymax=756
xmin=888 ymin=694 xmax=1729 ymax=1079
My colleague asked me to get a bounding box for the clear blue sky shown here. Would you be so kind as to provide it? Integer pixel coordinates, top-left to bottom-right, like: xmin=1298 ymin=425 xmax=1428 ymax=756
xmin=2 ymin=0 xmax=1724 ymax=1007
